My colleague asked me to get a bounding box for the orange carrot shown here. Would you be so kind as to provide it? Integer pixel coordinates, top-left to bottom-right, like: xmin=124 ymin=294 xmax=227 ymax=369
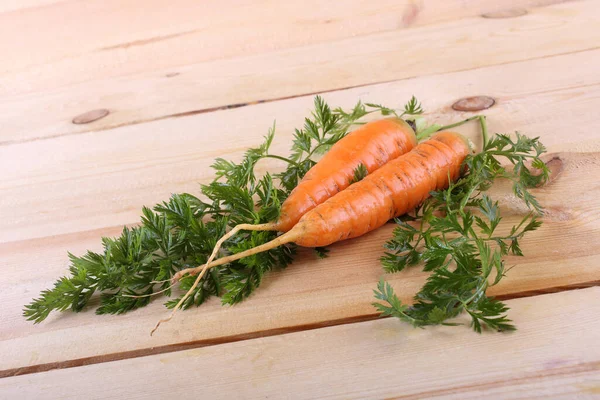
xmin=277 ymin=117 xmax=417 ymax=231
xmin=185 ymin=117 xmax=417 ymax=277
xmin=292 ymin=131 xmax=471 ymax=246
xmin=202 ymin=131 xmax=467 ymax=251
xmin=153 ymin=131 xmax=470 ymax=334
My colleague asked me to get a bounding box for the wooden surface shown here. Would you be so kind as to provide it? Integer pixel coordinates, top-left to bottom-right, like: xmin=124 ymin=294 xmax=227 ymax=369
xmin=1 ymin=0 xmax=600 ymax=397
xmin=2 ymin=288 xmax=599 ymax=399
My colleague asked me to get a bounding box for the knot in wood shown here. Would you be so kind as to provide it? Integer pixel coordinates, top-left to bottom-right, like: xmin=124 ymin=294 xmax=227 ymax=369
xmin=72 ymin=109 xmax=110 ymax=124
xmin=481 ymin=9 xmax=527 ymax=19
xmin=452 ymin=96 xmax=495 ymax=112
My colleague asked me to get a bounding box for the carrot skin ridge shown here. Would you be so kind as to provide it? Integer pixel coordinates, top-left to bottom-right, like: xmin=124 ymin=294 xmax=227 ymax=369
xmin=293 ymin=131 xmax=470 ymax=247
xmin=277 ymin=117 xmax=417 ymax=231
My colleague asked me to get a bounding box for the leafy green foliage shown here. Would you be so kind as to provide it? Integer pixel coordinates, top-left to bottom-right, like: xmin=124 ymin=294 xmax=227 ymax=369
xmin=212 ymin=124 xmax=275 ymax=190
xmin=24 ymin=95 xmax=415 ymax=323
xmin=314 ymin=247 xmax=330 ymax=259
xmin=350 ymin=163 xmax=369 ymax=184
xmin=372 ymin=279 xmax=416 ymax=326
xmin=380 ymin=220 xmax=422 ymax=273
xmin=401 ymin=96 xmax=424 ymax=116
xmin=374 ymin=130 xmax=549 ymax=332
xmin=364 ymin=103 xmax=397 ymax=117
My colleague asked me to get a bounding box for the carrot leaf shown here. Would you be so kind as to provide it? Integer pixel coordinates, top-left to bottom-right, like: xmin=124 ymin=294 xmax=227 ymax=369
xmin=402 ymin=95 xmax=424 ymax=116
xmin=349 ymin=163 xmax=369 ymax=184
xmin=314 ymin=247 xmax=330 ymax=259
xmin=376 ymin=125 xmax=549 ymax=332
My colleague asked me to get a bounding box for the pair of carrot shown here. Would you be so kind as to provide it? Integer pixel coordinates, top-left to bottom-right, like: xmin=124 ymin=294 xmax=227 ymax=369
xmin=152 ymin=117 xmax=472 ymax=333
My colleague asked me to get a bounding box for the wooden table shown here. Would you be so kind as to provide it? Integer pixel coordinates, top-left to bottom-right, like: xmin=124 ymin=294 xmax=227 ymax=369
xmin=1 ymin=0 xmax=600 ymax=398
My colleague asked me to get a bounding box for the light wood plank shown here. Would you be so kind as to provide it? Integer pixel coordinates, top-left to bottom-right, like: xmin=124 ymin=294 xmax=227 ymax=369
xmin=1 ymin=288 xmax=598 ymax=399
xmin=1 ymin=50 xmax=600 ymax=374
xmin=0 ymin=0 xmax=568 ymax=95
xmin=0 ymin=0 xmax=594 ymax=143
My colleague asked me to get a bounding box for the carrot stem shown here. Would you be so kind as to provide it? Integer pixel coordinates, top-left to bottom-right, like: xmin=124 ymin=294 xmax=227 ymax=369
xmin=420 ymin=115 xmax=489 ymax=151
xmin=435 ymin=115 xmax=482 ymax=132
xmin=123 ymin=283 xmax=175 ymax=298
xmin=263 ymin=154 xmax=300 ymax=167
xmin=478 ymin=115 xmax=489 ymax=148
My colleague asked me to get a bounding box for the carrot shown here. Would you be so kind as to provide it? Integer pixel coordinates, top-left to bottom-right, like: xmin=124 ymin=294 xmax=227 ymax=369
xmin=152 ymin=131 xmax=470 ymax=334
xmin=186 ymin=117 xmax=417 ymax=278
xmin=277 ymin=117 xmax=417 ymax=231
xmin=290 ymin=131 xmax=472 ymax=247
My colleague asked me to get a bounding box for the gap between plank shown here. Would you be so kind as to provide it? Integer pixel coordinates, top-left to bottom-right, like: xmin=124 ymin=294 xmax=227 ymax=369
xmin=2 ymin=284 xmax=598 ymax=380
xmin=1 ymin=44 xmax=598 ymax=148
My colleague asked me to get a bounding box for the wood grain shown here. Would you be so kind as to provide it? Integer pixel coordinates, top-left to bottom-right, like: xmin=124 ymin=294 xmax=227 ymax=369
xmin=0 ymin=0 xmax=595 ymax=143
xmin=0 ymin=0 xmax=567 ymax=95
xmin=2 ymin=49 xmax=600 ymax=375
xmin=1 ymin=288 xmax=598 ymax=399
